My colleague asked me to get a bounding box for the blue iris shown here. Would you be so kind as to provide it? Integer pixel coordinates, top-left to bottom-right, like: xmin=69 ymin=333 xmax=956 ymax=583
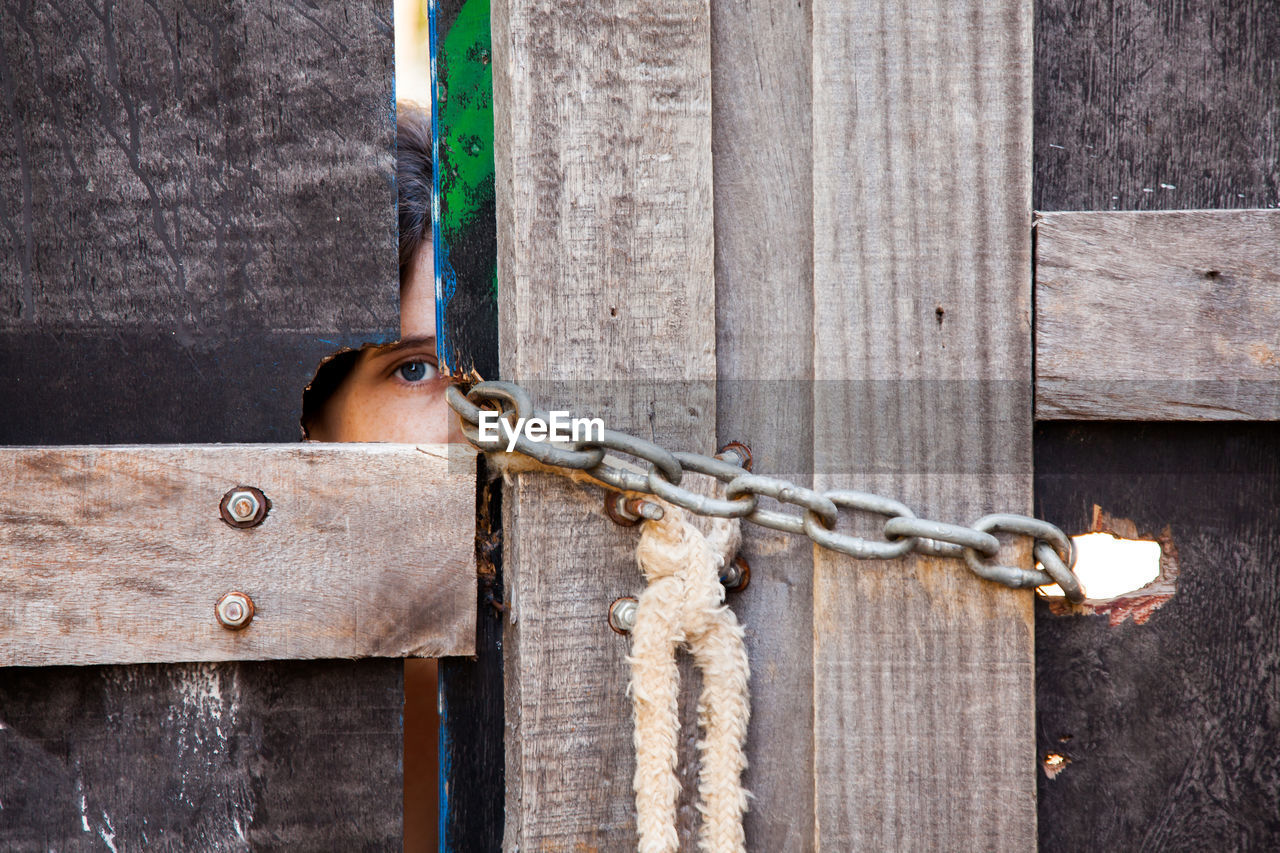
xmin=398 ymin=361 xmax=430 ymax=382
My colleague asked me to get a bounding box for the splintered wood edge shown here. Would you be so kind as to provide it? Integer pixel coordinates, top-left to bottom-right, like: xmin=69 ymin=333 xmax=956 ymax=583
xmin=0 ymin=444 xmax=478 ymax=666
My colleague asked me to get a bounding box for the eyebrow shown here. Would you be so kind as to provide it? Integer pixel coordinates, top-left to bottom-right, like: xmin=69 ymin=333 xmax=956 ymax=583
xmin=366 ymin=336 xmax=438 ymax=361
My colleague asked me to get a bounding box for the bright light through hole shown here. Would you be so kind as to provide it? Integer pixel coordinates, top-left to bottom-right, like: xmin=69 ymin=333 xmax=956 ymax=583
xmin=1039 ymin=532 xmax=1161 ymax=600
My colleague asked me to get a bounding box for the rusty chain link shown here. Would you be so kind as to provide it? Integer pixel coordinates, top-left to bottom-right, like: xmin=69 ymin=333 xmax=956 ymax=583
xmin=446 ymin=380 xmax=1085 ymax=603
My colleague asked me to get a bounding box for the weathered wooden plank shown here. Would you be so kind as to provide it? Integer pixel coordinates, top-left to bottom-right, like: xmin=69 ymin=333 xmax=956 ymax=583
xmin=0 ymin=0 xmax=398 ymax=443
xmin=811 ymin=0 xmax=1036 ymax=849
xmin=439 ymin=459 xmax=505 ymax=853
xmin=710 ymin=0 xmax=815 ymax=849
xmin=492 ymin=0 xmax=716 ymax=846
xmin=0 ymin=444 xmax=476 ymax=666
xmin=0 ymin=1 xmax=405 ymax=846
xmin=0 ymin=658 xmax=405 ymax=851
xmin=1035 ymin=422 xmax=1280 ymax=850
xmin=1035 ymin=0 xmax=1280 ymax=212
xmin=1034 ymin=4 xmax=1280 ymax=846
xmin=1035 ymin=210 xmax=1280 ymax=421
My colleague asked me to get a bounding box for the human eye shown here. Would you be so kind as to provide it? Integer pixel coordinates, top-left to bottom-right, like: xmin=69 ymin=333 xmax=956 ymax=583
xmin=395 ymin=360 xmax=435 ymax=383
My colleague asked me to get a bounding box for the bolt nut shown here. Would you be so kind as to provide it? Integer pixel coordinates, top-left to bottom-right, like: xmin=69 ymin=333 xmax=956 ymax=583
xmin=716 ymin=441 xmax=753 ymax=472
xmin=603 ymin=493 xmax=665 ymax=526
xmin=720 ymin=556 xmax=750 ymax=593
xmin=608 ymin=596 xmax=639 ymax=635
xmin=220 ymin=486 xmax=269 ymax=528
xmin=215 ymin=591 xmax=255 ymax=630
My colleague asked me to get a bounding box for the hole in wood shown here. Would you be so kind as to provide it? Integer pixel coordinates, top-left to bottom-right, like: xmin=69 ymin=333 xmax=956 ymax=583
xmin=1039 ymin=506 xmax=1179 ymax=626
xmin=1038 ymin=532 xmax=1160 ymax=600
xmin=1042 ymin=752 xmax=1071 ymax=780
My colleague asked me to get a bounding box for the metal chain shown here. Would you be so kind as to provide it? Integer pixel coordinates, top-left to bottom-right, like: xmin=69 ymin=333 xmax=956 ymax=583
xmin=446 ymin=380 xmax=1085 ymax=603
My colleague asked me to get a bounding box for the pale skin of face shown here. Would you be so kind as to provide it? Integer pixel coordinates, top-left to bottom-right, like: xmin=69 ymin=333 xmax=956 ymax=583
xmin=308 ymin=241 xmax=455 ymax=443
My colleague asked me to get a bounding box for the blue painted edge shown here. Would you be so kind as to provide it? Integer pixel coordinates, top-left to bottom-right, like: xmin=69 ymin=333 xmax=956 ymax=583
xmin=430 ymin=0 xmax=459 ymax=374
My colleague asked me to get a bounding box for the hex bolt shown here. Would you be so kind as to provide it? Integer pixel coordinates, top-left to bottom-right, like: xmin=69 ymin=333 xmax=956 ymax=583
xmin=215 ymin=591 xmax=255 ymax=630
xmin=720 ymin=556 xmax=751 ymax=593
xmin=603 ymin=493 xmax=665 ymax=526
xmin=219 ymin=486 xmax=270 ymax=528
xmin=715 ymin=441 xmax=753 ymax=472
xmin=608 ymin=596 xmax=639 ymax=635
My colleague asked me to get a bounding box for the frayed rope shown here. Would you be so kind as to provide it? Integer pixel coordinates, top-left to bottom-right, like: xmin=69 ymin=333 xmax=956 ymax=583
xmin=630 ymin=503 xmax=750 ymax=853
xmin=487 ymin=451 xmax=751 ymax=851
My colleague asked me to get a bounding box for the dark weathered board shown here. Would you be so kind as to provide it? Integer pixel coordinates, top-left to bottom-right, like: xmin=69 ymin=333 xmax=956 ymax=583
xmin=1035 ymin=1 xmax=1280 ymax=848
xmin=0 ymin=659 xmax=403 ymax=851
xmin=0 ymin=1 xmax=403 ymax=848
xmin=1035 ymin=0 xmax=1280 ymax=212
xmin=438 ymin=458 xmax=504 ymax=853
xmin=0 ymin=0 xmax=398 ymax=443
xmin=1034 ymin=422 xmax=1280 ymax=850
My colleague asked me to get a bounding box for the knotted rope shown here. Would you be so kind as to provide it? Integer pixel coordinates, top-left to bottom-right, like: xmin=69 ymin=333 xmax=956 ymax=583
xmin=629 ymin=501 xmax=750 ymax=853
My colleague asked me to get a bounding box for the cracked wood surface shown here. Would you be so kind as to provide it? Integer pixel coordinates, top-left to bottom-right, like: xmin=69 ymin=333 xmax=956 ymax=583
xmin=0 ymin=0 xmax=397 ymax=444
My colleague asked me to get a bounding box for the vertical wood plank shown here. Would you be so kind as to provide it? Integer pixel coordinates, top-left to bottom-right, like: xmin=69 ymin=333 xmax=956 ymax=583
xmin=0 ymin=1 xmax=403 ymax=848
xmin=491 ymin=0 xmax=716 ymax=847
xmin=432 ymin=2 xmax=507 ymax=850
xmin=710 ymin=0 xmax=815 ymax=849
xmin=810 ymin=0 xmax=1036 ymax=849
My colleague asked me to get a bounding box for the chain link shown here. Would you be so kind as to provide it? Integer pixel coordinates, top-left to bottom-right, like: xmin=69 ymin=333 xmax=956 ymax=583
xmin=448 ymin=381 xmax=1086 ymax=603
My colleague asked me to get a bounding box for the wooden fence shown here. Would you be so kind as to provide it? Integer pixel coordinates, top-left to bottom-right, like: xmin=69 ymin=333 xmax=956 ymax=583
xmin=2 ymin=0 xmax=1279 ymax=850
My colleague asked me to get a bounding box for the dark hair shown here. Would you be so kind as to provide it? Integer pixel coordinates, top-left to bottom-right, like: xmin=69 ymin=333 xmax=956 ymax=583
xmin=397 ymin=102 xmax=433 ymax=282
xmin=301 ymin=103 xmax=434 ymax=438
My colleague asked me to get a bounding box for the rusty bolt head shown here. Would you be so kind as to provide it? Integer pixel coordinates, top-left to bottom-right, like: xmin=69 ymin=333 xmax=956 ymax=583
xmin=608 ymin=596 xmax=639 ymax=635
xmin=720 ymin=556 xmax=750 ymax=593
xmin=215 ymin=591 xmax=255 ymax=630
xmin=603 ymin=493 xmax=665 ymax=526
xmin=220 ymin=486 xmax=269 ymax=528
xmin=716 ymin=441 xmax=753 ymax=472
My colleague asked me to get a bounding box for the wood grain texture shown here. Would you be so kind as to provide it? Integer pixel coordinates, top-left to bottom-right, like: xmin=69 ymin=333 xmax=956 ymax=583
xmin=492 ymin=0 xmax=716 ymax=847
xmin=1035 ymin=0 xmax=1280 ymax=212
xmin=0 ymin=658 xmax=405 ymax=852
xmin=811 ymin=0 xmax=1037 ymax=849
xmin=0 ymin=0 xmax=397 ymax=442
xmin=1035 ymin=422 xmax=1280 ymax=850
xmin=0 ymin=444 xmax=476 ymax=665
xmin=0 ymin=1 xmax=406 ymax=846
xmin=710 ymin=0 xmax=815 ymax=848
xmin=1035 ymin=210 xmax=1280 ymax=420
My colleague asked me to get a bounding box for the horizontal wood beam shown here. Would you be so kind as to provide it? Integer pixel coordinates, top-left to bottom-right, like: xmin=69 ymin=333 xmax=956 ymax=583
xmin=1036 ymin=209 xmax=1280 ymax=420
xmin=0 ymin=444 xmax=476 ymax=666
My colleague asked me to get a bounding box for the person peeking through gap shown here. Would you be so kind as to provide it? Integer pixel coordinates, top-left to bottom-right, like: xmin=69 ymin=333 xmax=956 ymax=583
xmin=301 ymin=102 xmax=452 ymax=443
xmin=299 ymin=101 xmax=447 ymax=853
